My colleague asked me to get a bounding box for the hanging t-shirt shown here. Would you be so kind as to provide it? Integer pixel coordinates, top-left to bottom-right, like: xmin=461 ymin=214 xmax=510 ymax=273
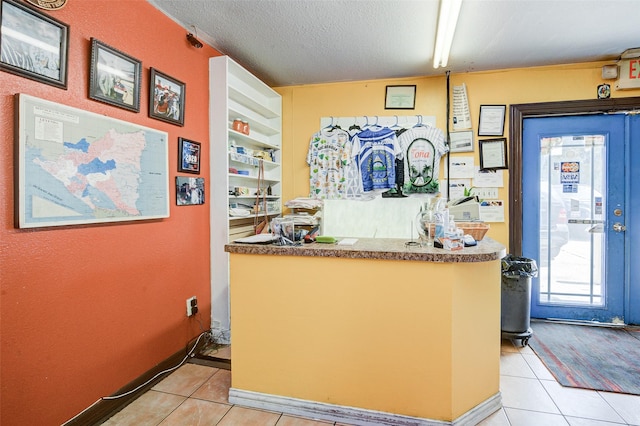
xmin=397 ymin=126 xmax=448 ymax=194
xmin=351 ymin=126 xmax=401 ymax=193
xmin=343 ymin=127 xmax=363 ymax=198
xmin=306 ymin=128 xmax=351 ymax=199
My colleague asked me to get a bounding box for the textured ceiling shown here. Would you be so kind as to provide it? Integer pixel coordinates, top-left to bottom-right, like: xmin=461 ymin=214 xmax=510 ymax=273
xmin=148 ymin=0 xmax=640 ymax=87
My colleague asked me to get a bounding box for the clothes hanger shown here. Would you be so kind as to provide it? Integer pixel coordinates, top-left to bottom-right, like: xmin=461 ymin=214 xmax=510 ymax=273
xmin=323 ymin=116 xmax=333 ymax=129
xmin=323 ymin=116 xmax=341 ymax=131
xmin=367 ymin=116 xmax=384 ymax=131
xmin=322 ymin=117 xmax=334 ymax=130
xmin=349 ymin=116 xmax=361 ymax=131
xmin=392 ymin=115 xmax=409 ymax=136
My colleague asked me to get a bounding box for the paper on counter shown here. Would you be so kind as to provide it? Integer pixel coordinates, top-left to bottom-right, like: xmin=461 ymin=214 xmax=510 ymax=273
xmin=234 ymin=234 xmax=277 ymax=244
xmin=338 ymin=238 xmax=358 ymax=245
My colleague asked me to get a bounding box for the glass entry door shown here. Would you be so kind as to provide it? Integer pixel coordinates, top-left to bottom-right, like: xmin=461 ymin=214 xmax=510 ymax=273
xmin=522 ymin=114 xmax=626 ymax=323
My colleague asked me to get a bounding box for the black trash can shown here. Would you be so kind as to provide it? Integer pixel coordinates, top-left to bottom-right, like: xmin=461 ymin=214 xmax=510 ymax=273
xmin=500 ymin=255 xmax=538 ymax=346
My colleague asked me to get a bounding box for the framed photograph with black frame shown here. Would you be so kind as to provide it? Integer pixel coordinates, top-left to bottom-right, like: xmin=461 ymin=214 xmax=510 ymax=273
xmin=178 ymin=137 xmax=201 ymax=174
xmin=176 ymin=176 xmax=204 ymax=206
xmin=89 ymin=38 xmax=141 ymax=112
xmin=149 ymin=67 xmax=185 ymax=126
xmin=479 ymin=137 xmax=508 ymax=170
xmin=478 ymin=104 xmax=506 ymax=136
xmin=384 ymin=85 xmax=416 ymax=110
xmin=0 ymin=0 xmax=69 ymax=88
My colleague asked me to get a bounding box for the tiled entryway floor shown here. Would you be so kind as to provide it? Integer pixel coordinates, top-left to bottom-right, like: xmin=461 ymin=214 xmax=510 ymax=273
xmin=102 ymin=339 xmax=640 ymax=425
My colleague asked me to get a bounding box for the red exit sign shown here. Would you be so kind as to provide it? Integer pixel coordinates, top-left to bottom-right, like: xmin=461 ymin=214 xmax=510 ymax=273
xmin=617 ymin=59 xmax=640 ymax=89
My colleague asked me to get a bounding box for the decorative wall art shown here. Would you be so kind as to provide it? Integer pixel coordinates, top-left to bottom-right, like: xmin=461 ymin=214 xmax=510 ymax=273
xmin=89 ymin=38 xmax=141 ymax=112
xmin=176 ymin=176 xmax=204 ymax=206
xmin=24 ymin=0 xmax=67 ymax=10
xmin=150 ymin=67 xmax=185 ymax=126
xmin=478 ymin=104 xmax=506 ymax=136
xmin=449 ymin=130 xmax=474 ymax=153
xmin=0 ymin=0 xmax=68 ymax=88
xmin=15 ymin=93 xmax=170 ymax=228
xmin=479 ymin=137 xmax=508 ymax=170
xmin=384 ymin=85 xmax=416 ymax=110
xmin=178 ymin=137 xmax=201 ymax=174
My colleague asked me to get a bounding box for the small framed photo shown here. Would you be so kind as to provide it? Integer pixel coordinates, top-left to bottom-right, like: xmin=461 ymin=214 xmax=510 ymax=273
xmin=178 ymin=137 xmax=201 ymax=174
xmin=478 ymin=105 xmax=506 ymax=136
xmin=150 ymin=67 xmax=185 ymax=126
xmin=449 ymin=130 xmax=474 ymax=153
xmin=89 ymin=38 xmax=141 ymax=112
xmin=176 ymin=176 xmax=204 ymax=206
xmin=479 ymin=138 xmax=508 ymax=170
xmin=0 ymin=0 xmax=69 ymax=88
xmin=384 ymin=85 xmax=416 ymax=110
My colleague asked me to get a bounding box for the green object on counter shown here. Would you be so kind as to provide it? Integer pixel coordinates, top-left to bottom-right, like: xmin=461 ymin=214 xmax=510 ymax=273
xmin=315 ymin=236 xmax=336 ymax=244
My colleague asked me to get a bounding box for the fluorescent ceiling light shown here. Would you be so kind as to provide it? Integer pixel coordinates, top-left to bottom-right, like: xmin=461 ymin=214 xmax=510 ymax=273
xmin=433 ymin=0 xmax=462 ymax=68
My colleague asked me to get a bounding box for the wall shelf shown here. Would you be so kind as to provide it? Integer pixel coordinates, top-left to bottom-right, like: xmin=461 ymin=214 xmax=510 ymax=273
xmin=210 ymin=55 xmax=282 ymax=342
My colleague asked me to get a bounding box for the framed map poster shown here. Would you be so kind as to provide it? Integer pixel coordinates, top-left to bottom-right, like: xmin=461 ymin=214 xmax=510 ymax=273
xmin=15 ymin=93 xmax=170 ymax=228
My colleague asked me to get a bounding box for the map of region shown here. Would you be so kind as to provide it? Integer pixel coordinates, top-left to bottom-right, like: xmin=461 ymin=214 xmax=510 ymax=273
xmin=17 ymin=94 xmax=170 ymax=228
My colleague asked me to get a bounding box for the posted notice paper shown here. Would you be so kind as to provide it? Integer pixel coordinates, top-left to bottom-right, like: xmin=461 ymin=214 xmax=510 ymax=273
xmin=452 ymin=84 xmax=472 ymax=131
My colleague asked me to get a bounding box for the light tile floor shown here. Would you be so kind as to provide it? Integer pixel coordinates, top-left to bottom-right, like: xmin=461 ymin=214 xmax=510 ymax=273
xmin=103 ymin=340 xmax=640 ymax=425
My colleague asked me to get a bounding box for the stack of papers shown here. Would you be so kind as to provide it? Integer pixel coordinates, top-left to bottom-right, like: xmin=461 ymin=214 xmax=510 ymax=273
xmin=234 ymin=234 xmax=276 ymax=244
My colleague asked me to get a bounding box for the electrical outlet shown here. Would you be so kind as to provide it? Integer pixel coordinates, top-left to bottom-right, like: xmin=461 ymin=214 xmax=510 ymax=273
xmin=186 ymin=296 xmax=198 ymax=317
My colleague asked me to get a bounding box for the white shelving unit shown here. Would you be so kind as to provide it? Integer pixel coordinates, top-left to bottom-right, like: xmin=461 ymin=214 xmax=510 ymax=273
xmin=209 ymin=56 xmax=282 ymax=342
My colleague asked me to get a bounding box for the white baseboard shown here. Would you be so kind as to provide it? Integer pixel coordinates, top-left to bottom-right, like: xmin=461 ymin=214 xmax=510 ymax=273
xmin=229 ymin=388 xmax=502 ymax=426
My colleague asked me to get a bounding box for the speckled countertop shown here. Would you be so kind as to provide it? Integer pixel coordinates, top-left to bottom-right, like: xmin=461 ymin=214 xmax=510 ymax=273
xmin=225 ymin=237 xmax=506 ymax=263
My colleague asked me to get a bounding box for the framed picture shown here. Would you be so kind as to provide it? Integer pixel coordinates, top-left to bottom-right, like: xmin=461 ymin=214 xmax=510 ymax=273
xmin=449 ymin=130 xmax=474 ymax=153
xmin=0 ymin=0 xmax=69 ymax=88
xmin=150 ymin=67 xmax=185 ymax=126
xmin=384 ymin=85 xmax=416 ymax=110
xmin=89 ymin=38 xmax=141 ymax=112
xmin=479 ymin=138 xmax=508 ymax=170
xmin=176 ymin=176 xmax=204 ymax=206
xmin=16 ymin=93 xmax=170 ymax=228
xmin=478 ymin=104 xmax=506 ymax=136
xmin=178 ymin=137 xmax=201 ymax=174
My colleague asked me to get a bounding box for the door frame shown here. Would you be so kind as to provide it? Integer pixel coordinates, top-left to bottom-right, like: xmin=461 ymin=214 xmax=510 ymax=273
xmin=508 ymin=97 xmax=640 ymax=256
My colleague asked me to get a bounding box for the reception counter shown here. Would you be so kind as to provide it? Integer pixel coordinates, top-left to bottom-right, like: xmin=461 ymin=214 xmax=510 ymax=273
xmin=225 ymin=238 xmax=506 ymax=425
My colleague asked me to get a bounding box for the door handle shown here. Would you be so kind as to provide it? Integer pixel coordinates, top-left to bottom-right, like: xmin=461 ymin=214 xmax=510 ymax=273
xmin=613 ymin=223 xmax=627 ymax=232
xmin=588 ymin=224 xmax=604 ymax=233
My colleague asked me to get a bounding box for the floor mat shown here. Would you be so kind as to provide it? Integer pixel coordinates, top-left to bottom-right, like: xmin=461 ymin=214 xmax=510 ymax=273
xmin=528 ymin=321 xmax=640 ymax=395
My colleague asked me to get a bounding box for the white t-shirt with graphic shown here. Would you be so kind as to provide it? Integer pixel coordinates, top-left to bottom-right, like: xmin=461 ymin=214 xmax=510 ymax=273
xmin=307 ymin=128 xmax=351 ymax=199
xmin=397 ymin=126 xmax=448 ymax=194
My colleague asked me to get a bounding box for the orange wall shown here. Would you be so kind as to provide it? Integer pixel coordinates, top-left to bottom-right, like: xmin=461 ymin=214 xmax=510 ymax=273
xmin=0 ymin=1 xmax=219 ymax=424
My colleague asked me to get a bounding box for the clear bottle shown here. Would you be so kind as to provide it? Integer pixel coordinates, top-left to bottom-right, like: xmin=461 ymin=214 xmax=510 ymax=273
xmin=434 ymin=209 xmax=446 ymax=238
xmin=415 ymin=208 xmax=435 ymax=247
xmin=447 ymin=214 xmax=457 ymax=237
